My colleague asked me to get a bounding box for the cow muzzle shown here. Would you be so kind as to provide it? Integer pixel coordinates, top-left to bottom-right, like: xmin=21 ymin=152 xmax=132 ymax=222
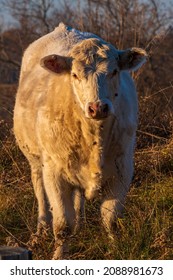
xmin=87 ymin=101 xmax=110 ymax=119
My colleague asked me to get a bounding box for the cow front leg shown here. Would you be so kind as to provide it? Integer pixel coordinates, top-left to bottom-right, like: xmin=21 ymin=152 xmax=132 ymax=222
xmin=100 ymin=176 xmax=131 ymax=240
xmin=42 ymin=157 xmax=76 ymax=259
xmin=100 ymin=197 xmax=124 ymax=240
xmin=52 ymin=187 xmax=76 ymax=260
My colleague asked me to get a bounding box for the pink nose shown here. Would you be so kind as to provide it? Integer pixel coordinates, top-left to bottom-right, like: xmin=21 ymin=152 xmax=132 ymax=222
xmin=88 ymin=101 xmax=109 ymax=119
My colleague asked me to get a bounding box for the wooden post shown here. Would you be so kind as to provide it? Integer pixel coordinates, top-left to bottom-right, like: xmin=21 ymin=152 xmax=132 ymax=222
xmin=0 ymin=246 xmax=32 ymax=260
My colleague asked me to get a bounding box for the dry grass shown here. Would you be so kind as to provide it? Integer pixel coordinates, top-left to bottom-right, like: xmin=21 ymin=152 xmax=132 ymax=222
xmin=0 ymin=84 xmax=173 ymax=260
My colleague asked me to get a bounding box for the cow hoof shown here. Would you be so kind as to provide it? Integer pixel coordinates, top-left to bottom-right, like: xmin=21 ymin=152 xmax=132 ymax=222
xmin=52 ymin=246 xmax=63 ymax=260
xmin=37 ymin=223 xmax=50 ymax=237
xmin=27 ymin=233 xmax=39 ymax=250
xmin=27 ymin=224 xmax=50 ymax=249
xmin=52 ymin=241 xmax=69 ymax=260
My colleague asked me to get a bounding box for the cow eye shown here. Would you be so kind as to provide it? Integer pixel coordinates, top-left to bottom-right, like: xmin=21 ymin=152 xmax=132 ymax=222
xmin=72 ymin=73 xmax=78 ymax=79
xmin=108 ymin=69 xmax=118 ymax=79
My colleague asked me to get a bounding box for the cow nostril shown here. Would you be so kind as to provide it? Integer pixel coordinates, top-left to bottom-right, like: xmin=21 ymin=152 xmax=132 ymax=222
xmin=88 ymin=102 xmax=109 ymax=118
xmin=88 ymin=105 xmax=95 ymax=115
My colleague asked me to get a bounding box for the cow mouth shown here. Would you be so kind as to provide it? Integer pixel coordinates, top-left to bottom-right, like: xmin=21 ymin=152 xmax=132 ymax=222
xmin=87 ymin=115 xmax=109 ymax=120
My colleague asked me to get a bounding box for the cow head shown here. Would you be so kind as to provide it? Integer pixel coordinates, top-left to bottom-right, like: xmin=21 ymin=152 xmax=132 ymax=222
xmin=40 ymin=38 xmax=147 ymax=120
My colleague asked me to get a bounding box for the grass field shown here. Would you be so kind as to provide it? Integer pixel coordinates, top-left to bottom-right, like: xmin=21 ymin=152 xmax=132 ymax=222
xmin=0 ymin=84 xmax=173 ymax=260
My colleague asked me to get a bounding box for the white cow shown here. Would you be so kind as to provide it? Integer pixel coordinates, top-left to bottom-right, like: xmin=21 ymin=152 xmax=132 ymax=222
xmin=13 ymin=23 xmax=147 ymax=259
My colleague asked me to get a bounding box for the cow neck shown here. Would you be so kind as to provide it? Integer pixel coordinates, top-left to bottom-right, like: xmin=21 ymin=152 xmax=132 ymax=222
xmin=74 ymin=103 xmax=116 ymax=170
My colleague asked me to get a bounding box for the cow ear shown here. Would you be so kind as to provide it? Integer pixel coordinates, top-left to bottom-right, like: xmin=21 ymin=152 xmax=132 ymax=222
xmin=40 ymin=54 xmax=72 ymax=74
xmin=118 ymin=48 xmax=147 ymax=72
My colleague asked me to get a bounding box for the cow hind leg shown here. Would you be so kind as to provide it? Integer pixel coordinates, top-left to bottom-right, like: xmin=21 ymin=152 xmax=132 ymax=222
xmin=31 ymin=166 xmax=51 ymax=229
xmin=73 ymin=188 xmax=85 ymax=233
xmin=29 ymin=158 xmax=51 ymax=240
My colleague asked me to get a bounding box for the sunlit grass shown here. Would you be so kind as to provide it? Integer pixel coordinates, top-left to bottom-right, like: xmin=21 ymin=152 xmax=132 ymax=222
xmin=0 ymin=128 xmax=172 ymax=259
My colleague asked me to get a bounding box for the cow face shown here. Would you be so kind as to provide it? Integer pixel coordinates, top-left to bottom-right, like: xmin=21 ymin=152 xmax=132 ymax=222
xmin=41 ymin=39 xmax=147 ymax=120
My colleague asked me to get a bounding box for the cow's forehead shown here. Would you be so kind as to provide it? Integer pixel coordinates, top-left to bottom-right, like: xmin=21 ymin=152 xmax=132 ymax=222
xmin=70 ymin=38 xmax=118 ymax=63
xmin=70 ymin=39 xmax=118 ymax=76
